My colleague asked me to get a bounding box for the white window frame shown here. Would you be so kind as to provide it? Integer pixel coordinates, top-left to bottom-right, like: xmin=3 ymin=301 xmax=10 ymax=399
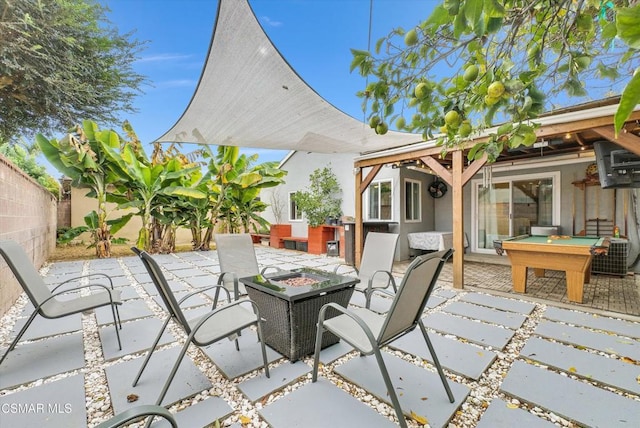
xmin=404 ymin=178 xmax=421 ymax=222
xmin=366 ymin=179 xmax=393 ymax=221
xmin=288 ymin=191 xmax=303 ymax=222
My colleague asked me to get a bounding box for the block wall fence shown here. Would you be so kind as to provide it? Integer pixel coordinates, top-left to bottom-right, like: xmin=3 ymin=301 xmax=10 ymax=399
xmin=0 ymin=154 xmax=57 ymax=316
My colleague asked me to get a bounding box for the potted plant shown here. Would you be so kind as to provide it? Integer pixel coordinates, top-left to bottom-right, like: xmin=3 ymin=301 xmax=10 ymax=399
xmin=293 ymin=165 xmax=342 ymax=227
xmin=293 ymin=165 xmax=342 ymax=254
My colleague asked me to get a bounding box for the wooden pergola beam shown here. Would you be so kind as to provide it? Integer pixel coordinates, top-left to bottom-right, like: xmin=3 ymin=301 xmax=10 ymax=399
xmin=592 ymin=125 xmax=640 ymax=156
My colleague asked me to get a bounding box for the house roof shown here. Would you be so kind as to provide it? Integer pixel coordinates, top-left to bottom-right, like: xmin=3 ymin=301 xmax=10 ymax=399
xmin=156 ymin=0 xmax=422 ymax=155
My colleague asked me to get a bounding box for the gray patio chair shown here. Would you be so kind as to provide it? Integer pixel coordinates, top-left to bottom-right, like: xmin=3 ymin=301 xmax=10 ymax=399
xmin=214 ymin=233 xmax=281 ymax=305
xmin=0 ymin=240 xmax=122 ymax=366
xmin=313 ymin=249 xmax=454 ymax=428
xmin=131 ymin=248 xmax=270 ymax=412
xmin=334 ymin=232 xmax=399 ymax=309
xmin=94 ymin=404 xmax=178 ymax=428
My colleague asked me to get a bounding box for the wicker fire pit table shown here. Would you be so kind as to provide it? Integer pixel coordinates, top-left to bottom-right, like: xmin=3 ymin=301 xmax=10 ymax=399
xmin=240 ymin=268 xmax=358 ymax=361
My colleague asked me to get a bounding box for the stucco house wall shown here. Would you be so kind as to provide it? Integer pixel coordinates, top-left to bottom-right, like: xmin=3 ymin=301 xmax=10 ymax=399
xmin=266 ymin=149 xmax=640 ymax=271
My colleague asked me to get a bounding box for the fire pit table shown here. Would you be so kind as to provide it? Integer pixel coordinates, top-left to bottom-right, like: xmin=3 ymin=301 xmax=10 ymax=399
xmin=240 ymin=268 xmax=358 ymax=361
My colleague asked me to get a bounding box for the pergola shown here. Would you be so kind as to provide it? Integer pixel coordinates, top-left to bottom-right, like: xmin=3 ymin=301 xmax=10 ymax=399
xmin=157 ymin=0 xmax=640 ymax=288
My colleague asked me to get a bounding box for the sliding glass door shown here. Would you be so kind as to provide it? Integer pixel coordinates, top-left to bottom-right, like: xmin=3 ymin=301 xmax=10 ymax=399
xmin=472 ymin=172 xmax=559 ymax=253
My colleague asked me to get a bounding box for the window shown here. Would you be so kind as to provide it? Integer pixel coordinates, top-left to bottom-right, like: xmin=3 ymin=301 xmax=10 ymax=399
xmin=288 ymin=192 xmax=302 ymax=221
xmin=405 ymin=179 xmax=421 ymax=222
xmin=367 ymin=180 xmax=392 ymax=221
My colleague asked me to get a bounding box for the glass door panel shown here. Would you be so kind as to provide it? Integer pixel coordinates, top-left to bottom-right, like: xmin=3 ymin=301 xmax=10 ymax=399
xmin=512 ymin=178 xmax=554 ymax=235
xmin=477 ymin=182 xmax=510 ymax=250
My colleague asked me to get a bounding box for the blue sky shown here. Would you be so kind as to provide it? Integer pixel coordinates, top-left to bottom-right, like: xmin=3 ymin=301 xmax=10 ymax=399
xmin=99 ymin=0 xmax=433 ymax=164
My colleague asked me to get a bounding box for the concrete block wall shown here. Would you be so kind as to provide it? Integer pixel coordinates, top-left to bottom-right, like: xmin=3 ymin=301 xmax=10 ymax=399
xmin=0 ymin=154 xmax=57 ymax=316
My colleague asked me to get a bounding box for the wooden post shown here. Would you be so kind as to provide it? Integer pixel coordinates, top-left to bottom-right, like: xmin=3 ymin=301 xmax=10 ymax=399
xmin=452 ymin=150 xmax=464 ymax=289
xmin=355 ymin=168 xmax=363 ymax=266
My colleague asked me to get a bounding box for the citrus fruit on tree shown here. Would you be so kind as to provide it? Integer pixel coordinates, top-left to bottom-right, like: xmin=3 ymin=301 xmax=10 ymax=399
xmin=487 ymin=81 xmax=505 ymax=98
xmin=414 ymin=82 xmax=430 ymax=99
xmin=576 ymin=13 xmax=593 ymax=32
xmin=444 ymin=110 xmax=461 ymax=127
xmin=369 ymin=116 xmax=381 ymax=129
xmin=395 ymin=117 xmax=406 ymax=129
xmin=404 ymin=29 xmax=418 ymax=46
xmin=376 ymin=122 xmax=388 ymax=135
xmin=458 ymin=120 xmax=472 ymax=137
xmin=463 ymin=64 xmax=479 ymax=82
xmin=484 ymin=95 xmax=500 ymax=106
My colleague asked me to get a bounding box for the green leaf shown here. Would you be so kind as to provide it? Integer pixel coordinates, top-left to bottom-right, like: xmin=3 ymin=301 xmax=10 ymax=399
xmin=596 ymin=62 xmax=619 ymax=79
xmin=444 ymin=0 xmax=460 ymax=15
xmin=464 ymin=0 xmax=483 ymax=33
xmin=485 ymin=16 xmax=503 ymax=34
xmin=484 ymin=0 xmax=505 ymax=18
xmin=616 ymin=6 xmax=640 ymax=49
xmin=426 ymin=5 xmax=450 ymax=27
xmin=107 ymin=213 xmax=134 ymax=235
xmin=83 ymin=211 xmax=99 ymax=229
xmin=614 ymin=70 xmax=640 ymax=136
xmin=453 ymin=8 xmax=468 ymax=38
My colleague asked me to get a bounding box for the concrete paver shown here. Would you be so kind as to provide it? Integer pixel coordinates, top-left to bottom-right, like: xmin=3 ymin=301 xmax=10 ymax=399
xmin=501 ymin=360 xmax=640 ymax=427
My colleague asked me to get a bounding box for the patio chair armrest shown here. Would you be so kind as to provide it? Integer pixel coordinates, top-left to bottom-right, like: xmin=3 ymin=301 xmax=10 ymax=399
xmin=333 ymin=263 xmax=358 ymax=275
xmin=93 ymin=404 xmax=177 ymax=428
xmin=317 ymin=303 xmax=377 ymax=349
xmin=260 ymin=265 xmax=283 ymax=274
xmin=52 ymin=272 xmax=114 ymax=292
xmin=178 ymin=285 xmax=231 ymax=306
xmin=367 ymin=270 xmax=397 ymax=292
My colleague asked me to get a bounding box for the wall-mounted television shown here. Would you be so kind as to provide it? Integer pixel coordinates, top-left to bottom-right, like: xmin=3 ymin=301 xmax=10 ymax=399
xmin=593 ymin=140 xmax=640 ymax=189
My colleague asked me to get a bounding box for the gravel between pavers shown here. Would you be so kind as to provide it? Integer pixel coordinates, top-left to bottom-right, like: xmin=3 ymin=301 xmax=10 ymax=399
xmin=1 ymin=253 xmax=638 ymax=428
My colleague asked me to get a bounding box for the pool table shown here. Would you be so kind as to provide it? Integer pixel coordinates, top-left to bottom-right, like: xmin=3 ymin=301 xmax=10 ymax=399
xmin=494 ymin=235 xmax=610 ymax=303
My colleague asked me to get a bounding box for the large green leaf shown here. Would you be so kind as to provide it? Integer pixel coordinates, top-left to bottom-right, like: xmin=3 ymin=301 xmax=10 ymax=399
xmin=614 ymin=70 xmax=640 ymax=135
xmin=616 ymin=6 xmax=640 ymax=49
xmin=36 ymin=134 xmax=78 ymax=178
xmin=107 ymin=213 xmax=134 ymax=235
xmin=162 ymin=186 xmax=207 ymax=199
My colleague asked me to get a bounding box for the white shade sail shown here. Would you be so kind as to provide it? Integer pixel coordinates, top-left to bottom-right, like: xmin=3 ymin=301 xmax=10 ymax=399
xmin=156 ymin=0 xmax=423 ymax=154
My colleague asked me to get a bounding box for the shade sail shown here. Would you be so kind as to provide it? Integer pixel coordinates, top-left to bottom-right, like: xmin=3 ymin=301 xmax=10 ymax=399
xmin=156 ymin=0 xmax=423 ymax=154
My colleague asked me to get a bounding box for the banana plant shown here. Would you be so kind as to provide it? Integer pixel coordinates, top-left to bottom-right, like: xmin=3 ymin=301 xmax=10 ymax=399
xmin=36 ymin=120 xmax=131 ymax=257
xmin=101 ymin=130 xmax=206 ymax=252
xmin=197 ymin=146 xmax=287 ymax=249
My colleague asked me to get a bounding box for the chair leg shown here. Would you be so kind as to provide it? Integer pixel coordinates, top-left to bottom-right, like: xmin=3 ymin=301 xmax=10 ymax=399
xmin=142 ymin=339 xmax=192 ymax=428
xmin=419 ymin=321 xmax=454 ymax=403
xmin=115 ymin=304 xmax=122 ymax=329
xmin=110 ymin=305 xmax=122 ymax=350
xmin=373 ymin=347 xmax=408 ymax=428
xmin=0 ymin=310 xmax=38 ymax=366
xmin=255 ymin=322 xmax=270 ymax=378
xmin=132 ymin=315 xmax=171 ymax=387
xmin=153 ymin=339 xmax=191 ymax=406
xmin=311 ymin=321 xmax=325 ymax=382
